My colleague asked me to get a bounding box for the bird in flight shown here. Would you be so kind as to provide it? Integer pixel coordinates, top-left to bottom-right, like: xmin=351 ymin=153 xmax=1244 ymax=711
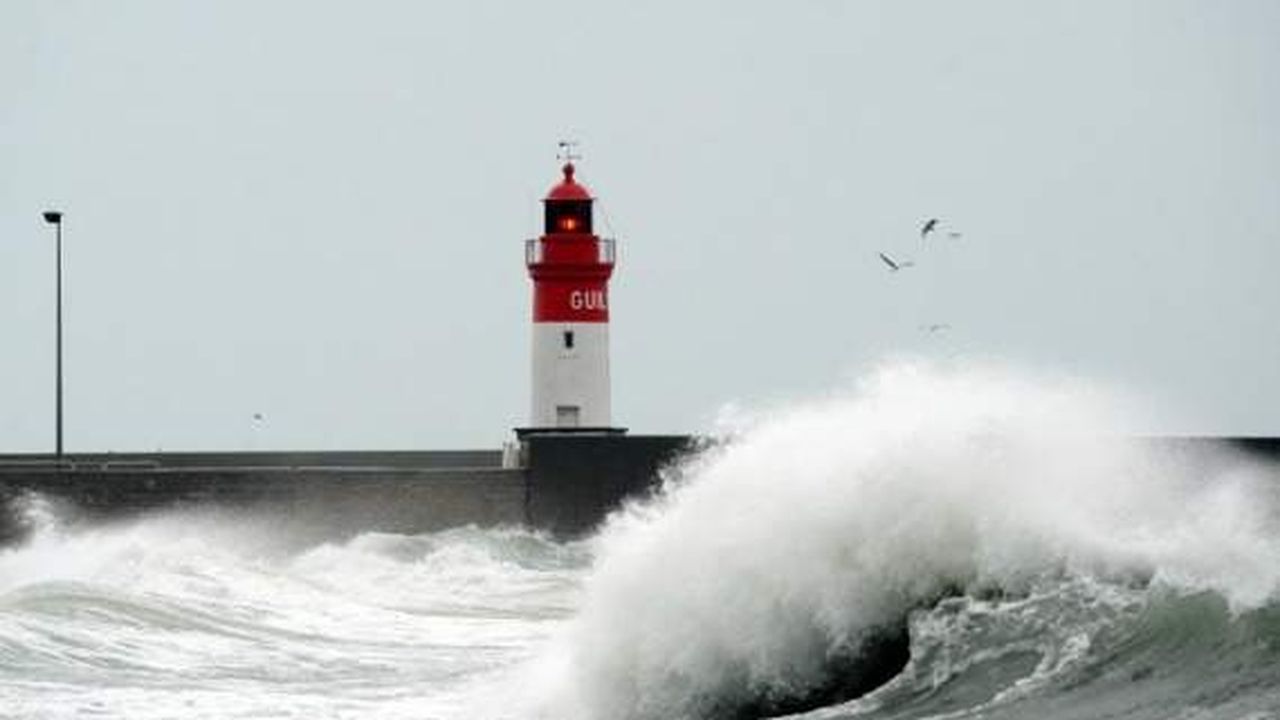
xmin=919 ymin=323 xmax=951 ymax=333
xmin=921 ymin=218 xmax=940 ymax=239
xmin=947 ymin=231 xmax=962 ymax=240
xmin=878 ymin=252 xmax=915 ymax=272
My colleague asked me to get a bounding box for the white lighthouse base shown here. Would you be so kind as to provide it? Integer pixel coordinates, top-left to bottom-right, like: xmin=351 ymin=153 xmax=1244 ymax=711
xmin=530 ymin=322 xmax=611 ymax=429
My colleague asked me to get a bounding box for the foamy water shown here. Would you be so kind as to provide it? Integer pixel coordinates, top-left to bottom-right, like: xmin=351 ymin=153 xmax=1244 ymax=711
xmin=3 ymin=361 xmax=1279 ymax=719
xmin=0 ymin=515 xmax=586 ymax=719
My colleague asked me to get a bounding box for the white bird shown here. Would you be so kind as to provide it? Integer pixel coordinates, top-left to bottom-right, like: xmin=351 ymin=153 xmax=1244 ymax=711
xmin=878 ymin=252 xmax=915 ymax=272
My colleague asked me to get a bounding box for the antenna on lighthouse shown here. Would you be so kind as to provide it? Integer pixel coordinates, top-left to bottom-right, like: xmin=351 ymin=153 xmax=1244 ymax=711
xmin=556 ymin=140 xmax=581 ymax=163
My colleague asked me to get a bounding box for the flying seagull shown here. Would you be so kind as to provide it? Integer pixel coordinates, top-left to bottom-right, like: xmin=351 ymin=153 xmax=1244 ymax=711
xmin=919 ymin=323 xmax=951 ymax=333
xmin=920 ymin=218 xmax=939 ymax=239
xmin=878 ymin=252 xmax=915 ymax=272
xmin=947 ymin=231 xmax=962 ymax=240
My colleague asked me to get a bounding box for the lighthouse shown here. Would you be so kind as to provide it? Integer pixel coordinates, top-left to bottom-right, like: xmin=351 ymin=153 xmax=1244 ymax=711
xmin=524 ymin=160 xmax=617 ymax=431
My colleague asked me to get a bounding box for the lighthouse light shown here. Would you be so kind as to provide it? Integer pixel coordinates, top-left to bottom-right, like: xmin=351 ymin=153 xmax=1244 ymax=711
xmin=545 ymin=200 xmax=592 ymax=234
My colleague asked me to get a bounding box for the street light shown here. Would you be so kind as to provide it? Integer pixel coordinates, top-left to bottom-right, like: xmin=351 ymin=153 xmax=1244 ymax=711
xmin=42 ymin=210 xmax=64 ymax=458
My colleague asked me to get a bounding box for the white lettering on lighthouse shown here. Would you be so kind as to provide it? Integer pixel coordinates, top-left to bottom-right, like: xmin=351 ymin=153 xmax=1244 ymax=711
xmin=569 ymin=289 xmax=608 ymax=311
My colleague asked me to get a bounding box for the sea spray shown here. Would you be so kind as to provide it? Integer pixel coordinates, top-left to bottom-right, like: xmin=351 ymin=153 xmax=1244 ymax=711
xmin=530 ymin=361 xmax=1280 ymax=720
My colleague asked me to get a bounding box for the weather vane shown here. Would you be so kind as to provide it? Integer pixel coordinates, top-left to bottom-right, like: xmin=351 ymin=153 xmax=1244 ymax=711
xmin=556 ymin=139 xmax=581 ymax=164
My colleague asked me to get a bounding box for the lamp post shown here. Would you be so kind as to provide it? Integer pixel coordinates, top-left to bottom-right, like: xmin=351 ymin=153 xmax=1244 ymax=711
xmin=42 ymin=210 xmax=64 ymax=458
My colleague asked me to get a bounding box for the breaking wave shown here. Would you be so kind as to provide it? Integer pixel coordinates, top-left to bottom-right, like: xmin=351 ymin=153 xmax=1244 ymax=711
xmin=529 ymin=361 xmax=1280 ymax=719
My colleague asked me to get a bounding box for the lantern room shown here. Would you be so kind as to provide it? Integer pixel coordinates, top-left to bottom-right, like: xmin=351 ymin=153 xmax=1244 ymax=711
xmin=543 ymin=163 xmax=594 ymax=235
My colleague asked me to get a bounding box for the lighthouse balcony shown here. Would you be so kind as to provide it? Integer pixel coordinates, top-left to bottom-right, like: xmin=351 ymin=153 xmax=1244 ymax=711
xmin=526 ymin=237 xmax=615 ymax=266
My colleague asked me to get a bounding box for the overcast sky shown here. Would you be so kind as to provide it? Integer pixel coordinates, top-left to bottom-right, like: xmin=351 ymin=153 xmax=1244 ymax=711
xmin=2 ymin=1 xmax=1278 ymax=452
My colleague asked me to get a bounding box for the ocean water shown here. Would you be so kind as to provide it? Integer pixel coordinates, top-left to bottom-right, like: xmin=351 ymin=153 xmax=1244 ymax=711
xmin=3 ymin=362 xmax=1279 ymax=719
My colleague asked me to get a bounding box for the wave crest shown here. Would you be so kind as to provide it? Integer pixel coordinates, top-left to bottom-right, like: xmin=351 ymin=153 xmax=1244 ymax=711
xmin=531 ymin=361 xmax=1280 ymax=719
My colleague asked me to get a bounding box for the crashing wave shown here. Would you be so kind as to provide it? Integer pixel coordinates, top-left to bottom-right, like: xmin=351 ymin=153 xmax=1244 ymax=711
xmin=530 ymin=361 xmax=1280 ymax=719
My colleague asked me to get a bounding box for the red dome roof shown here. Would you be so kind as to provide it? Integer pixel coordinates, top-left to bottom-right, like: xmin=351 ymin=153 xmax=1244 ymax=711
xmin=545 ymin=163 xmax=593 ymax=202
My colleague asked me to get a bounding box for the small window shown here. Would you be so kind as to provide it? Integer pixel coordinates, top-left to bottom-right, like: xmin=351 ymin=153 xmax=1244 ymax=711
xmin=563 ymin=330 xmax=575 ymax=349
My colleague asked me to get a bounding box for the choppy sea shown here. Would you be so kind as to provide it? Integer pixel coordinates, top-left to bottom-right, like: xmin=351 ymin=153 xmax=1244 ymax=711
xmin=3 ymin=363 xmax=1279 ymax=719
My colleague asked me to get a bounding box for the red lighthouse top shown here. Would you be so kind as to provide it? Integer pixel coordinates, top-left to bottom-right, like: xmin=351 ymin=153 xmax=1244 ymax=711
xmin=545 ymin=163 xmax=593 ymax=202
xmin=526 ymin=160 xmax=615 ymax=324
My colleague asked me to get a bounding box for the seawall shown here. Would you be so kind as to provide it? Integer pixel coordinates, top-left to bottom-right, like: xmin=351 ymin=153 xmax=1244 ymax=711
xmin=0 ymin=436 xmax=1275 ymax=546
xmin=0 ymin=435 xmax=693 ymax=545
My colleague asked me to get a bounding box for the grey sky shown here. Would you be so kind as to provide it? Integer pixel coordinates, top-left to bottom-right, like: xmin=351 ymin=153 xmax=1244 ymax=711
xmin=2 ymin=1 xmax=1278 ymax=452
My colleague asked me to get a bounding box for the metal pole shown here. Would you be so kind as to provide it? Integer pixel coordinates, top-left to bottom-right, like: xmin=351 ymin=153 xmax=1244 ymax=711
xmin=42 ymin=210 xmax=64 ymax=458
xmin=55 ymin=219 xmax=63 ymax=458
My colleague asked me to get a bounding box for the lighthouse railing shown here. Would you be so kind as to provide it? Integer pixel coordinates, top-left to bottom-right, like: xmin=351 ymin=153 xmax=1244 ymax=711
xmin=525 ymin=237 xmax=617 ymax=266
xmin=525 ymin=238 xmax=544 ymax=265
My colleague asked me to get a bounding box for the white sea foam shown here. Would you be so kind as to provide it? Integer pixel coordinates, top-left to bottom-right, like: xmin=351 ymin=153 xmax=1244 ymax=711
xmin=0 ymin=512 xmax=580 ymax=720
xmin=529 ymin=360 xmax=1280 ymax=720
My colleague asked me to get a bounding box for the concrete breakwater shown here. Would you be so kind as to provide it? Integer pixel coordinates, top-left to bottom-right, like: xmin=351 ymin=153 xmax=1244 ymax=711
xmin=1 ymin=436 xmax=1275 ymax=547
xmin=0 ymin=434 xmax=693 ymax=545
